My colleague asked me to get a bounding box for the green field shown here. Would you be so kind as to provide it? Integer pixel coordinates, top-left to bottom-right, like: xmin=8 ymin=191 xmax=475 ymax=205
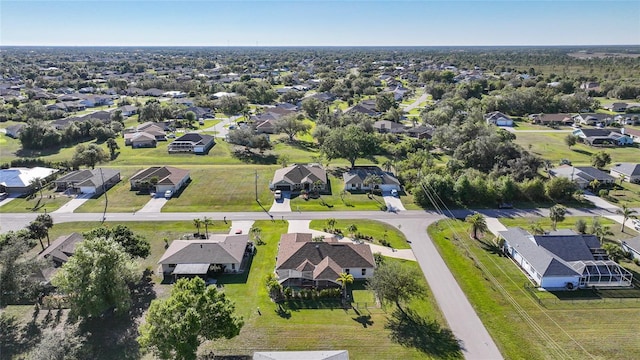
xmin=309 ymin=219 xmax=410 ymax=249
xmin=514 ymin=132 xmax=640 ymax=166
xmin=0 ymin=188 xmax=72 ymax=214
xmin=428 ymin=219 xmax=640 ymax=360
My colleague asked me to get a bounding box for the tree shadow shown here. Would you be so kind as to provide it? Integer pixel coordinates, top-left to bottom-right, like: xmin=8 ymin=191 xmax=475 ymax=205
xmin=478 ymin=239 xmax=504 ymax=257
xmin=385 ymin=308 xmax=463 ymax=359
xmin=0 ymin=313 xmax=41 ymax=358
xmin=352 ymin=313 xmax=374 ymax=328
xmin=231 ymin=149 xmax=277 ymax=164
xmin=274 ymin=303 xmax=291 ymax=319
xmin=572 ymin=148 xmax=593 ymax=156
xmin=287 ymin=139 xmax=318 ymax=152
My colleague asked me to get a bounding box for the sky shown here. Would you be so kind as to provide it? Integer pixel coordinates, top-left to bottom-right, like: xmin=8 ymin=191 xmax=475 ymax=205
xmin=1 ymin=0 xmax=639 ymax=46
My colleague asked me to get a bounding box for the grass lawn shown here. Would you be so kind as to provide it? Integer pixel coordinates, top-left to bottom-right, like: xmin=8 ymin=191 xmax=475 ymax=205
xmin=604 ymin=182 xmax=640 ymax=208
xmin=0 ymin=189 xmax=72 ymax=213
xmin=512 ymin=119 xmax=553 ymax=130
xmin=308 ymin=219 xmax=410 ymax=249
xmin=498 ymin=216 xmax=639 ymax=241
xmin=514 ymin=132 xmax=640 ymax=166
xmin=290 ymin=175 xmax=388 ymax=211
xmin=44 ymin=220 xmax=230 ymax=281
xmin=162 ymin=165 xmax=279 ymax=212
xmin=199 ymin=221 xmax=450 ymax=359
xmin=74 ymin=167 xmax=152 ymax=213
xmin=428 ymin=219 xmax=640 ymax=360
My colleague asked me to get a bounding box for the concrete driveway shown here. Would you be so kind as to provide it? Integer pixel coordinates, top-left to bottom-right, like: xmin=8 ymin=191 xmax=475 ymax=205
xmin=138 ymin=196 xmax=168 ymax=213
xmin=52 ymin=193 xmax=93 ymax=213
xmin=204 ymin=115 xmax=240 ymax=138
xmin=229 ymin=220 xmax=254 ymax=235
xmin=269 ymin=192 xmax=291 ymax=212
xmin=383 ymin=192 xmax=406 ymax=212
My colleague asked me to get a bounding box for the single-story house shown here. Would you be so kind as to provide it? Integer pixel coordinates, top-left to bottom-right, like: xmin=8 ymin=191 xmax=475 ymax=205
xmin=499 ymin=228 xmax=633 ymax=289
xmin=405 ymin=125 xmax=434 ymax=139
xmin=270 ymin=164 xmax=328 ymax=192
xmin=275 ymin=233 xmax=375 ymax=288
xmin=572 ymin=128 xmax=634 ymax=146
xmin=137 ymin=122 xmax=168 ymax=141
xmin=604 ymin=103 xmax=628 ymax=112
xmin=343 ymin=166 xmax=401 ymax=192
xmin=609 ymin=163 xmax=640 ymax=183
xmin=117 ymin=105 xmax=138 ymax=117
xmin=529 ymin=113 xmax=574 ymax=126
xmin=623 ymin=127 xmax=640 ymax=143
xmin=124 ymin=132 xmax=157 ymax=148
xmin=129 ymin=166 xmax=190 ymax=194
xmin=373 ymin=120 xmax=405 ymax=134
xmin=54 ymin=168 xmax=120 ymax=195
xmin=345 ymin=101 xmax=378 ymax=117
xmin=549 ymin=165 xmax=616 ymax=189
xmin=0 ymin=167 xmax=59 ymax=194
xmin=253 ymin=351 xmax=349 ymax=360
xmin=38 ymin=232 xmax=83 ymax=267
xmin=621 ymin=236 xmax=640 ymax=262
xmin=572 ymin=113 xmax=616 ymax=126
xmin=158 ymin=234 xmax=251 ymax=280
xmin=484 ymin=111 xmax=513 ymax=126
xmin=4 ymin=123 xmax=24 ymax=138
xmin=168 ymin=133 xmax=215 ymax=154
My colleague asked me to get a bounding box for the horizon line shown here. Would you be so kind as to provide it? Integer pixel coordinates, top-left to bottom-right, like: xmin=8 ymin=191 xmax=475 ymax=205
xmin=2 ymin=44 xmax=640 ymax=48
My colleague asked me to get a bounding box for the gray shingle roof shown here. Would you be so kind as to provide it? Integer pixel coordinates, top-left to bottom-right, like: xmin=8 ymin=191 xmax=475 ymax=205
xmin=272 ymin=164 xmax=327 ymax=186
xmin=610 ymin=163 xmax=640 ymax=177
xmin=158 ymin=234 xmax=249 ymax=265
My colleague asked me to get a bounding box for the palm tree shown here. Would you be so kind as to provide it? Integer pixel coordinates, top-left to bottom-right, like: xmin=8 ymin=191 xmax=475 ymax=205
xmin=27 ymin=221 xmax=47 ymax=251
xmin=192 ymin=218 xmax=202 ymax=236
xmin=617 ymin=205 xmax=638 ymax=233
xmin=30 ymin=177 xmax=44 ymax=201
xmin=589 ymin=179 xmax=600 ymax=192
xmin=548 ymin=204 xmax=566 ymax=231
xmin=336 ymin=272 xmax=354 ymax=299
xmin=346 ymin=224 xmax=358 ymax=238
xmin=618 ymin=174 xmax=627 ymax=187
xmin=35 ymin=214 xmax=53 ymax=247
xmin=528 ymin=221 xmax=545 ymax=235
xmin=382 ymin=160 xmax=394 ymax=173
xmin=249 ymin=226 xmax=263 ymax=244
xmin=326 ymin=218 xmax=336 ymax=232
xmin=465 ymin=213 xmax=488 ymax=240
xmin=203 ymin=216 xmax=213 ymax=239
xmin=593 ymin=224 xmax=613 ymax=245
xmin=363 ymin=174 xmax=382 ymax=195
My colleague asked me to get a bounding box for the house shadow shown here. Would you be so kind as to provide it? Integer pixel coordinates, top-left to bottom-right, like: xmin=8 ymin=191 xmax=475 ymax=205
xmin=216 ymin=255 xmax=254 ymax=285
xmin=385 ymin=308 xmax=463 ymax=359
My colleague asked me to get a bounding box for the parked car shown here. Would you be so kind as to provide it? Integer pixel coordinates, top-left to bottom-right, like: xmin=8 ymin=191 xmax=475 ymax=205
xmin=164 ymin=190 xmax=173 ymax=199
xmin=390 ymin=189 xmax=399 ymax=197
xmin=274 ymin=190 xmax=282 ymax=200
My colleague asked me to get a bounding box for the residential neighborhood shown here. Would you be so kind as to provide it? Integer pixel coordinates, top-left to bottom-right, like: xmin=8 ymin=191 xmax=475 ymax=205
xmin=1 ymin=42 xmax=640 ymax=360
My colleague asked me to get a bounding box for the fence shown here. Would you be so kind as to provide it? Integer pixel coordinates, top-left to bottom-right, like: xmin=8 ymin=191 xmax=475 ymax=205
xmin=524 ymin=282 xmax=640 ymax=309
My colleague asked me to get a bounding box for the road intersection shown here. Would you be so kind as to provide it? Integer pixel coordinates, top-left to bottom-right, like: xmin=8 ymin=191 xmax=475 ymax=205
xmin=1 ymin=203 xmax=637 ymax=359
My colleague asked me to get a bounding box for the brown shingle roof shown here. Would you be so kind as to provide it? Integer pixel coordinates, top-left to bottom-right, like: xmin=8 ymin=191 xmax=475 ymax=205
xmin=276 ymin=233 xmax=375 ymax=273
xmin=158 ymin=234 xmax=249 ymax=265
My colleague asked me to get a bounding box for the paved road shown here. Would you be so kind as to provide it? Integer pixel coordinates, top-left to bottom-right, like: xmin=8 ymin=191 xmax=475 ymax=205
xmin=403 ymin=91 xmax=429 ymax=112
xmin=203 ymin=115 xmax=240 ymax=138
xmin=380 ymin=217 xmax=504 ymax=359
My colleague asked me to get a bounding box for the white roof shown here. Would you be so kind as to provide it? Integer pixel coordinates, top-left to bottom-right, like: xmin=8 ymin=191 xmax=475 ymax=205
xmin=0 ymin=167 xmax=58 ymax=188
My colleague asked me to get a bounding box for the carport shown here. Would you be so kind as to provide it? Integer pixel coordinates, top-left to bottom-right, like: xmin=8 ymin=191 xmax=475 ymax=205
xmin=171 ymin=263 xmax=210 ymax=280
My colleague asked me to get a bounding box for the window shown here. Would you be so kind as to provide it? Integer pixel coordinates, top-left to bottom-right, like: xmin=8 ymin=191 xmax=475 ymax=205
xmin=168 ymin=264 xmax=176 ymax=268
xmin=361 ymin=268 xmax=366 ymax=276
xmin=231 ymin=263 xmax=235 ymax=270
xmin=345 ymin=268 xmax=350 ymax=274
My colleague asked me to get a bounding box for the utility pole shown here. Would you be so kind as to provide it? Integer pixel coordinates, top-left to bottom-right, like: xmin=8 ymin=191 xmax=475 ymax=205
xmin=255 ymin=169 xmax=259 ymax=202
xmin=100 ymin=168 xmax=108 ymax=222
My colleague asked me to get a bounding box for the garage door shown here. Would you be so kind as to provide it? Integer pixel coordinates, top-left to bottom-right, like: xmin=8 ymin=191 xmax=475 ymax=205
xmin=275 ymin=185 xmax=291 ymax=191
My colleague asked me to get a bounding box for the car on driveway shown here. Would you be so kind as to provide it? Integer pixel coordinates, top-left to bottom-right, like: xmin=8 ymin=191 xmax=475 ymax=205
xmin=164 ymin=190 xmax=173 ymax=199
xmin=391 ymin=189 xmax=399 ymax=197
xmin=274 ymin=190 xmax=282 ymax=200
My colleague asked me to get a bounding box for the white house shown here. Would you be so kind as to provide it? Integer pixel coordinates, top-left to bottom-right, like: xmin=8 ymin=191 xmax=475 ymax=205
xmin=343 ymin=166 xmax=400 ymax=192
xmin=0 ymin=167 xmax=59 ymax=194
xmin=549 ymin=165 xmax=616 ymax=189
xmin=609 ymin=163 xmax=640 ymax=183
xmin=275 ymin=233 xmax=375 ymax=288
xmin=499 ymin=228 xmax=632 ymax=289
xmin=621 ymin=236 xmax=640 ymax=261
xmin=484 ymin=111 xmax=514 ymax=126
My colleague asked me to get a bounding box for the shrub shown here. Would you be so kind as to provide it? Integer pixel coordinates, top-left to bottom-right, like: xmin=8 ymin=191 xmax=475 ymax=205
xmin=598 ymin=189 xmax=609 ymax=197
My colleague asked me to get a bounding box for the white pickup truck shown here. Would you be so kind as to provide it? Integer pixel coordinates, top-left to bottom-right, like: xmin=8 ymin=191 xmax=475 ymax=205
xmin=274 ymin=190 xmax=282 ymax=200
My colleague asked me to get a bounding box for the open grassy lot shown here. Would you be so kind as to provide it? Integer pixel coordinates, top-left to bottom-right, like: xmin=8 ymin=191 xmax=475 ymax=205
xmin=309 ymin=219 xmax=410 ymax=249
xmin=428 ymin=219 xmax=640 ymax=360
xmin=604 ymin=182 xmax=640 ymax=208
xmin=499 ymin=216 xmax=639 ymax=241
xmin=162 ymin=165 xmax=278 ymax=212
xmin=514 ymin=132 xmax=640 ymax=166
